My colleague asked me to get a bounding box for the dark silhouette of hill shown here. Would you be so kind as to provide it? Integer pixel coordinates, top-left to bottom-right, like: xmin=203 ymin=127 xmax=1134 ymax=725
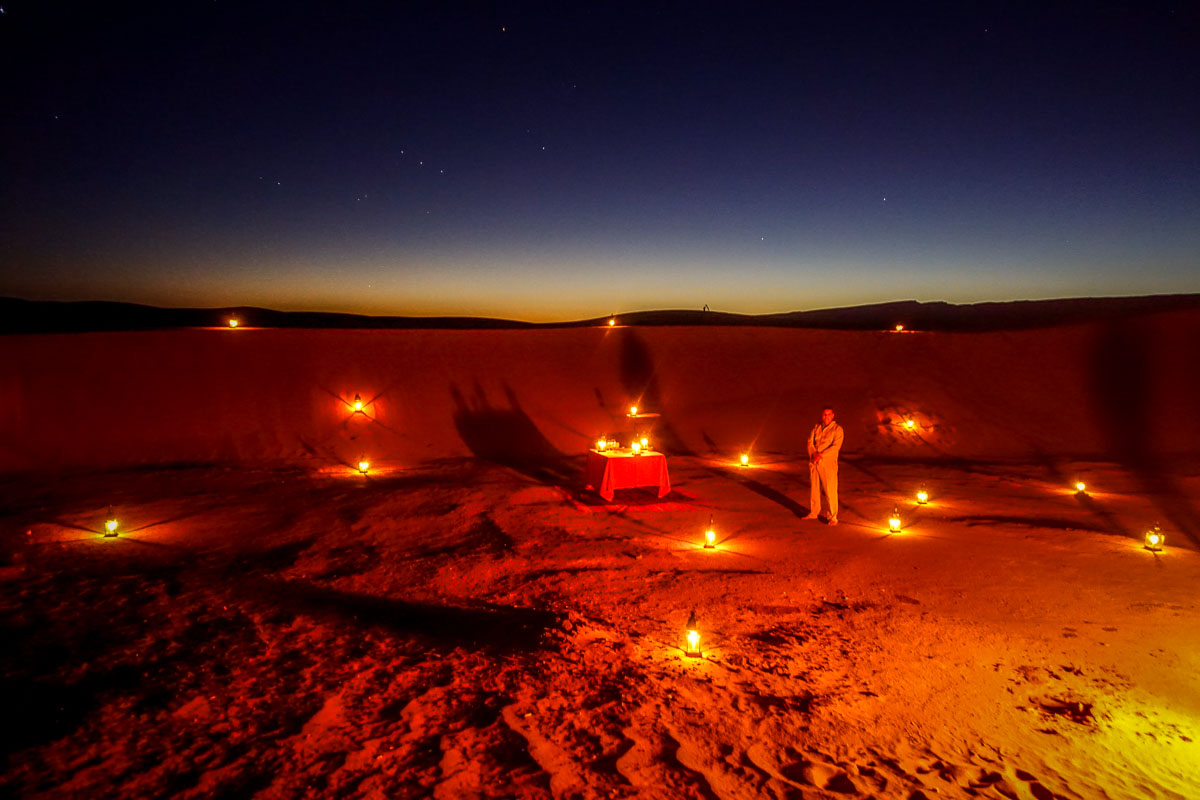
xmin=2 ymin=294 xmax=1198 ymax=334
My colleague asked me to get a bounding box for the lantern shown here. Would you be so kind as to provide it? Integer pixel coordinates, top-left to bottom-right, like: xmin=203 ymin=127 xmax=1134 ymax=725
xmin=358 ymin=458 xmax=370 ymax=474
xmin=103 ymin=507 xmax=119 ymax=537
xmin=608 ymin=318 xmax=616 ymax=327
xmin=629 ymin=405 xmax=638 ymax=416
xmin=228 ymin=318 xmax=239 ymax=328
xmin=1074 ymin=481 xmax=1087 ymax=494
xmin=895 ymin=324 xmax=904 ymax=332
xmin=916 ymin=485 xmax=928 ymax=504
xmin=684 ymin=610 xmax=702 ymax=657
xmin=353 ymin=393 xmax=364 ymax=413
xmin=640 ymin=436 xmax=649 ymax=450
xmin=631 ymin=441 xmax=642 ymax=455
xmin=1145 ymin=523 xmax=1164 ymax=552
xmin=596 ymin=438 xmax=607 ymax=451
xmin=740 ymin=453 xmax=749 ymax=467
xmin=888 ymin=506 xmax=902 ymax=533
xmin=904 ymin=418 xmax=915 ymax=430
xmin=704 ymin=515 xmax=716 ymax=549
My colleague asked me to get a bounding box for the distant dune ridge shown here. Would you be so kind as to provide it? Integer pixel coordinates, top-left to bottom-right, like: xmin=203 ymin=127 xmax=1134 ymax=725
xmin=1 ymin=295 xmax=1198 ymax=475
xmin=2 ymin=293 xmax=1199 ymax=333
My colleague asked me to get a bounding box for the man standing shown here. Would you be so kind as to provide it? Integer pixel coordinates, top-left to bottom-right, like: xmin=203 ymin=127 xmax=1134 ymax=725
xmin=803 ymin=407 xmax=844 ymax=525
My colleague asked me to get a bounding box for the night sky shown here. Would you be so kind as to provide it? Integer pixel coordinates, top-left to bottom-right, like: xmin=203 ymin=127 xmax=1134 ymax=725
xmin=2 ymin=2 xmax=1198 ymax=320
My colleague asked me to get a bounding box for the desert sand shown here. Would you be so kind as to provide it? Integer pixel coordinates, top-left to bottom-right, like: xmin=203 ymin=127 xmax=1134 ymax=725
xmin=2 ymin=310 xmax=1198 ymax=799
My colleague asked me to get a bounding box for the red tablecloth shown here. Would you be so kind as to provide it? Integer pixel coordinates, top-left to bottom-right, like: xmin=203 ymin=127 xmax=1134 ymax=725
xmin=585 ymin=450 xmax=671 ymax=501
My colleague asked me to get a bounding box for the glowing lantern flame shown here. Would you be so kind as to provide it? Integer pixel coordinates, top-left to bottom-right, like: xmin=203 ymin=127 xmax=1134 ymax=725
xmin=228 ymin=319 xmax=238 ymax=328
xmin=685 ymin=610 xmax=701 ymax=657
xmin=904 ymin=418 xmax=915 ymax=430
xmin=609 ymin=318 xmax=615 ymax=326
xmin=704 ymin=515 xmax=716 ymax=549
xmin=1075 ymin=481 xmax=1087 ymax=493
xmin=104 ymin=506 xmax=118 ymax=537
xmin=916 ymin=486 xmax=929 ymax=504
xmin=358 ymin=459 xmax=370 ymax=474
xmin=640 ymin=436 xmax=649 ymax=449
xmin=1145 ymin=523 xmax=1164 ymax=552
xmin=888 ymin=506 xmax=902 ymax=533
xmin=740 ymin=454 xmax=749 ymax=466
xmin=631 ymin=441 xmax=642 ymax=455
xmin=629 ymin=405 xmax=638 ymax=416
xmin=596 ymin=438 xmax=607 ymax=451
xmin=353 ymin=393 xmax=364 ymax=412
xmin=895 ymin=324 xmax=904 ymax=332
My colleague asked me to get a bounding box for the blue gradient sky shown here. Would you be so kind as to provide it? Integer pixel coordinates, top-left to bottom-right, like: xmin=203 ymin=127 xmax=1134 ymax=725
xmin=2 ymin=2 xmax=1197 ymax=320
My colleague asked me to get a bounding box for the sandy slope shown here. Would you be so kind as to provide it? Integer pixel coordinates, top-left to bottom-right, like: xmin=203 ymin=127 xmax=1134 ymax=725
xmin=2 ymin=314 xmax=1199 ymax=798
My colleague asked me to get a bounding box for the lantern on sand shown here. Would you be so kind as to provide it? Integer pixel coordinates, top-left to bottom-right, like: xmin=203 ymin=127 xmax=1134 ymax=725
xmin=104 ymin=507 xmax=118 ymax=537
xmin=916 ymin=485 xmax=929 ymax=505
xmin=1145 ymin=523 xmax=1165 ymax=552
xmin=684 ymin=610 xmax=702 ymax=657
xmin=228 ymin=318 xmax=239 ymax=328
xmin=888 ymin=506 xmax=902 ymax=533
xmin=895 ymin=324 xmax=905 ymax=332
xmin=740 ymin=453 xmax=749 ymax=467
xmin=352 ymin=394 xmax=364 ymax=413
xmin=904 ymin=418 xmax=915 ymax=430
xmin=1074 ymin=481 xmax=1087 ymax=494
xmin=704 ymin=515 xmax=716 ymax=549
xmin=629 ymin=405 xmax=638 ymax=416
xmin=358 ymin=458 xmax=370 ymax=475
xmin=609 ymin=318 xmax=616 ymax=327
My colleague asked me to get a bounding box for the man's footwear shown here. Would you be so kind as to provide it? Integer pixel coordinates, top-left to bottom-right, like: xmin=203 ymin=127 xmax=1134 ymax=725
xmin=801 ymin=514 xmax=819 ymax=520
xmin=828 ymin=517 xmax=838 ymax=526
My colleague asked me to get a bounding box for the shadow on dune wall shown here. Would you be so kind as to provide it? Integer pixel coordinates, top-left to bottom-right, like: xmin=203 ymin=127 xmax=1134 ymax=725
xmin=451 ymin=382 xmax=579 ymax=491
xmin=618 ymin=330 xmax=693 ymax=455
xmin=1091 ymin=320 xmax=1200 ymax=548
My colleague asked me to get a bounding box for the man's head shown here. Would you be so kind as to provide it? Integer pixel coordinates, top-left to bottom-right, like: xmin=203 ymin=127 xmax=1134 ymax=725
xmin=822 ymin=407 xmax=835 ymax=425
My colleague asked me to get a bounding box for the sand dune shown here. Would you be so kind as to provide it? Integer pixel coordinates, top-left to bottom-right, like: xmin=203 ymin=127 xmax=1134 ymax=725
xmin=1 ymin=307 xmax=1198 ymax=798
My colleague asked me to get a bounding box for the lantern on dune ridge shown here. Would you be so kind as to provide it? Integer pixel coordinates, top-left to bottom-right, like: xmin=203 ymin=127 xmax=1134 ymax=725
xmin=740 ymin=453 xmax=749 ymax=467
xmin=895 ymin=323 xmax=905 ymax=332
xmin=609 ymin=317 xmax=616 ymax=327
xmin=904 ymin=418 xmax=916 ymax=430
xmin=228 ymin=318 xmax=239 ymax=328
xmin=704 ymin=515 xmax=716 ymax=549
xmin=104 ymin=506 xmax=119 ymax=537
xmin=916 ymin=485 xmax=929 ymax=505
xmin=358 ymin=458 xmax=370 ymax=474
xmin=684 ymin=610 xmax=702 ymax=657
xmin=888 ymin=506 xmax=902 ymax=533
xmin=1074 ymin=481 xmax=1087 ymax=494
xmin=1145 ymin=523 xmax=1165 ymax=552
xmin=629 ymin=405 xmax=638 ymax=417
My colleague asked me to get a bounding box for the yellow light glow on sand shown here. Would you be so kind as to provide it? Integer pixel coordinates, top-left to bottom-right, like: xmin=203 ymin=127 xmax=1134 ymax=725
xmin=916 ymin=488 xmax=929 ymax=504
xmin=740 ymin=454 xmax=749 ymax=466
xmin=228 ymin=319 xmax=239 ymax=328
xmin=1145 ymin=524 xmax=1164 ymax=552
